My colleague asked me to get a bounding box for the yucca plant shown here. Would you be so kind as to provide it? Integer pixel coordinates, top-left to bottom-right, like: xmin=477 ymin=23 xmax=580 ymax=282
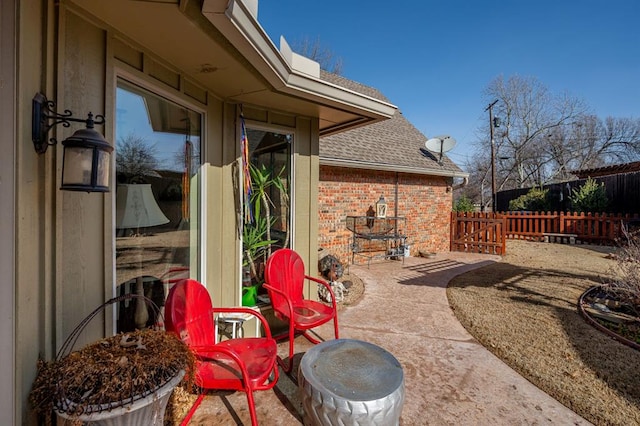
xmin=249 ymin=164 xmax=287 ymax=254
xmin=242 ymin=163 xmax=288 ymax=284
xmin=242 ymin=214 xmax=275 ymax=284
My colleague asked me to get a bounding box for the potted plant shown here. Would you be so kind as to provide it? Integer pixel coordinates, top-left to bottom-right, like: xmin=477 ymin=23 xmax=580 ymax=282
xmin=579 ymin=225 xmax=640 ymax=349
xmin=242 ymin=215 xmax=275 ymax=305
xmin=29 ymin=297 xmax=195 ymax=425
xmin=243 ymin=215 xmax=275 ymax=281
xmin=241 ymin=163 xmax=287 ymax=305
xmin=249 ymin=163 xmax=289 ymax=257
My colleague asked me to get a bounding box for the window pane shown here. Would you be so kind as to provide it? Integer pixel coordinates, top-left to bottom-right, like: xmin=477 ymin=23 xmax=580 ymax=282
xmin=242 ymin=127 xmax=292 ymax=290
xmin=115 ymin=80 xmax=201 ymax=331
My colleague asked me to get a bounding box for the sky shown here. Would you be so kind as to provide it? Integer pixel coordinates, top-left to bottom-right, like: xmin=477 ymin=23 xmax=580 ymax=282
xmin=257 ymin=0 xmax=640 ymax=170
xmin=116 ymin=88 xmax=201 ymax=172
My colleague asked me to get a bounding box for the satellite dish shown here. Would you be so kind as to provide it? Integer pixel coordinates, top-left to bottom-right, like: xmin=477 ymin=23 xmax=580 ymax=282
xmin=425 ymin=135 xmax=456 ymax=164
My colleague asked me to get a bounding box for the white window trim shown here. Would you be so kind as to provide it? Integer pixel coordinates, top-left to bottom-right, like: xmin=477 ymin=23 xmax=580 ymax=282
xmin=240 ymin=119 xmax=296 ymax=305
xmin=112 ymin=70 xmax=208 ymax=325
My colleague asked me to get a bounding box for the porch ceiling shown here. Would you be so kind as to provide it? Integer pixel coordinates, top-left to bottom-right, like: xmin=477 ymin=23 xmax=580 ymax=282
xmin=70 ymin=0 xmax=395 ymax=135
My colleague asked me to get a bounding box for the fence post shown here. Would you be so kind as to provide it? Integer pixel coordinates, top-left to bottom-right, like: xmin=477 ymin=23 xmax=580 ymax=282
xmin=450 ymin=211 xmax=455 ymax=252
xmin=501 ymin=214 xmax=506 ymax=254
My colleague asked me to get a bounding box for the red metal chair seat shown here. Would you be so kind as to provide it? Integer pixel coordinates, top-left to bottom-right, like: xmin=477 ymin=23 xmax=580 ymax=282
xmin=190 ymin=338 xmax=277 ymax=389
xmin=286 ymin=301 xmax=335 ymax=329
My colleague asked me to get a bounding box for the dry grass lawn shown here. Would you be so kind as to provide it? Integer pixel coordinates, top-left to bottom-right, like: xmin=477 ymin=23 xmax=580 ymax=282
xmin=447 ymin=239 xmax=640 ymax=426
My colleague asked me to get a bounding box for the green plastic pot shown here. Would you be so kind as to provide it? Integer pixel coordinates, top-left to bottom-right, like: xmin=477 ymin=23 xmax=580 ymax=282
xmin=242 ymin=284 xmax=258 ymax=306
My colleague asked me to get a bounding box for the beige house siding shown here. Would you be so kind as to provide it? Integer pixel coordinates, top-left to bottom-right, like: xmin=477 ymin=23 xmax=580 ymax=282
xmin=1 ymin=0 xmax=16 ymax=422
xmin=16 ymin=1 xmax=54 ymax=423
xmin=319 ymin=165 xmax=453 ymax=265
xmin=59 ymin=6 xmax=111 ymax=350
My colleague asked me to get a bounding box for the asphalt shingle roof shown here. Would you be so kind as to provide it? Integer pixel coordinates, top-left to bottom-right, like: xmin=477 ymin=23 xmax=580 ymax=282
xmin=320 ymin=71 xmax=465 ymax=176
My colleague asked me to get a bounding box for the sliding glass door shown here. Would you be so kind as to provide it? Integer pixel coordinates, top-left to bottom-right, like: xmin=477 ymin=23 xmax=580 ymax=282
xmin=114 ymin=79 xmax=202 ymax=331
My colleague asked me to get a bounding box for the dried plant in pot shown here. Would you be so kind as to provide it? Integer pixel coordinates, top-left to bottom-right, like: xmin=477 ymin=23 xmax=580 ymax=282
xmin=580 ymin=226 xmax=640 ymax=350
xmin=29 ymin=295 xmax=195 ymax=425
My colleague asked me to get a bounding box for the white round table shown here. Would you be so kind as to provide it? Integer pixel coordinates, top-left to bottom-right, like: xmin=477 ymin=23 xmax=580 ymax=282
xmin=298 ymin=339 xmax=404 ymax=426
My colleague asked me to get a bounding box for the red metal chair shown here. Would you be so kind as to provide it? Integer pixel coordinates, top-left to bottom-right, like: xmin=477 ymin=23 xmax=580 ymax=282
xmin=165 ymin=279 xmax=279 ymax=426
xmin=263 ymin=248 xmax=340 ymax=372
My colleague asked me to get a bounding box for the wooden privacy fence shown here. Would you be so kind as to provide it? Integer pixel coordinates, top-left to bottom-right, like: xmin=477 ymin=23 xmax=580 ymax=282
xmin=450 ymin=212 xmax=506 ymax=255
xmin=451 ymin=211 xmax=640 ymax=255
xmin=503 ymin=211 xmax=639 ymax=244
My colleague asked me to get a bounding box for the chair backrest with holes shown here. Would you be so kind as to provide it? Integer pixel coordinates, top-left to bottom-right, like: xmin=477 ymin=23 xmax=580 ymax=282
xmin=165 ymin=279 xmax=215 ymax=347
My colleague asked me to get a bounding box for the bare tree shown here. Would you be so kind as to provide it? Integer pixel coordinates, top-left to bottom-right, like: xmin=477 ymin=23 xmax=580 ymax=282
xmin=544 ymin=115 xmax=640 ymax=182
xmin=116 ymin=133 xmax=159 ymax=181
xmin=486 ymin=75 xmax=590 ymax=189
xmin=291 ymin=36 xmax=343 ymax=75
xmin=597 ymin=116 xmax=640 ymax=161
xmin=459 ymin=151 xmax=492 ymax=210
xmin=463 ymin=75 xmax=640 ymax=207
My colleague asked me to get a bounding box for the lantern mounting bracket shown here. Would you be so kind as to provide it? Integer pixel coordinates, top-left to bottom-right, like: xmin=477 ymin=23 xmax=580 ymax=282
xmin=32 ymin=92 xmax=105 ymax=154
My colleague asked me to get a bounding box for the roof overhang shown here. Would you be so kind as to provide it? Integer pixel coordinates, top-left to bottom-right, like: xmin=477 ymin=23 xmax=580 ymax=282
xmin=69 ymin=0 xmax=396 ymax=135
xmin=320 ymin=157 xmax=470 ymax=179
xmin=201 ymin=0 xmax=396 ymax=135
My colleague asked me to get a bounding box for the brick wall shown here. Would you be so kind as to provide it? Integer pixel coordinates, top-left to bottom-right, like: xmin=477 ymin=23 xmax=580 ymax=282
xmin=318 ymin=165 xmax=453 ymax=265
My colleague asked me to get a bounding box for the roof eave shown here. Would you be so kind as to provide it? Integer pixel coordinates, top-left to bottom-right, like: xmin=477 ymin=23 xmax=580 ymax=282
xmin=202 ymin=0 xmax=396 ymax=124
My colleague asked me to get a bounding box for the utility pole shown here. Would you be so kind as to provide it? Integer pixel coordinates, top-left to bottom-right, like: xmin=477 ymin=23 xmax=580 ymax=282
xmin=485 ymin=100 xmax=499 ymax=212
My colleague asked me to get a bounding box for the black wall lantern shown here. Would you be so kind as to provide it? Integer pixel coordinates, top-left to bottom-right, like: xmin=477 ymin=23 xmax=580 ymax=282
xmin=32 ymin=92 xmax=114 ymax=192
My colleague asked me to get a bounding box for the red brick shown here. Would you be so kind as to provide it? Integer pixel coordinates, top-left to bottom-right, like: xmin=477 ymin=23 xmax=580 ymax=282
xmin=318 ymin=166 xmax=453 ymax=264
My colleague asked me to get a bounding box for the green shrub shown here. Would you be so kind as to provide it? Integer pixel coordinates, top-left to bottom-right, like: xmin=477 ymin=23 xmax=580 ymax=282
xmin=453 ymin=195 xmax=475 ymax=212
xmin=508 ymin=186 xmax=550 ymax=212
xmin=570 ymin=177 xmax=608 ymax=212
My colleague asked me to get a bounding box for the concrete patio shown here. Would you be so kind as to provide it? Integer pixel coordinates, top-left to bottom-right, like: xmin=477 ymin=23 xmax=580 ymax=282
xmin=185 ymin=251 xmax=592 ymax=425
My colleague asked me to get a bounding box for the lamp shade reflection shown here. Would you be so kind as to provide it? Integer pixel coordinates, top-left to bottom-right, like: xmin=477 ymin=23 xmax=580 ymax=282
xmin=116 ymin=184 xmax=169 ymax=230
